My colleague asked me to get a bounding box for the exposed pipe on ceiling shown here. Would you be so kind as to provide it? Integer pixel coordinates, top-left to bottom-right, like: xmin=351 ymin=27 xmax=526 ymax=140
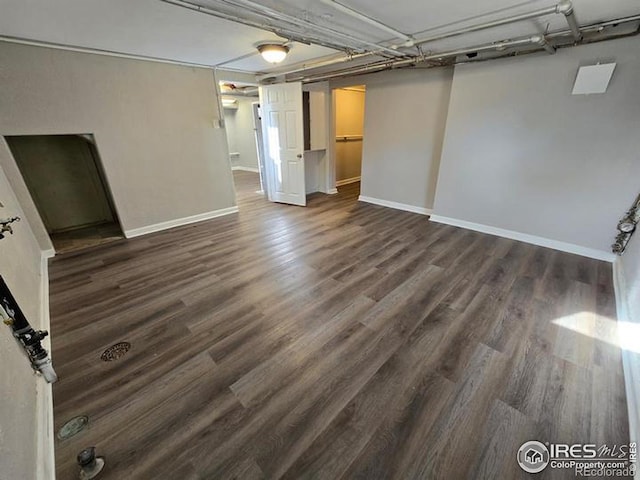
xmin=255 ymin=51 xmax=377 ymax=81
xmin=160 ymin=0 xmax=355 ymax=53
xmin=290 ymin=35 xmax=552 ymax=83
xmin=557 ymin=0 xmax=583 ymax=41
xmin=317 ymin=0 xmax=414 ymax=45
xmin=547 ymin=13 xmax=640 ymax=38
xmin=294 ymin=12 xmax=640 ymax=84
xmin=0 ymin=34 xmax=215 ymax=69
xmin=409 ymin=4 xmax=559 ymax=48
xmin=221 ymin=87 xmax=259 ymax=96
xmin=257 ymin=0 xmax=576 ymax=81
xmin=213 ymin=0 xmax=408 ymax=57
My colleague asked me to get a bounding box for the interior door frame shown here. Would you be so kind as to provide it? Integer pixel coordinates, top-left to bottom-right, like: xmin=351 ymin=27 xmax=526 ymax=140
xmin=252 ymin=101 xmax=267 ymax=196
xmin=327 ymin=80 xmax=369 ymax=194
xmin=303 ymin=82 xmax=335 ymax=195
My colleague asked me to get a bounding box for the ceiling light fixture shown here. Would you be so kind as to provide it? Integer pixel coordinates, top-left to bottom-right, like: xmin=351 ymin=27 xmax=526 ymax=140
xmin=257 ymin=44 xmax=290 ymax=64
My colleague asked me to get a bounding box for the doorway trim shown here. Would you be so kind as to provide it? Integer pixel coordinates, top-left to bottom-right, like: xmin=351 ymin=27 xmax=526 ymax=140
xmin=330 ymin=84 xmax=366 ymax=194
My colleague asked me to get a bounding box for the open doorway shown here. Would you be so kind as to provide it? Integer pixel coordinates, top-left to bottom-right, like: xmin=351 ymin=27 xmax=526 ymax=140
xmin=5 ymin=134 xmax=123 ymax=254
xmin=220 ymin=82 xmax=266 ymax=207
xmin=334 ymin=85 xmax=365 ymax=195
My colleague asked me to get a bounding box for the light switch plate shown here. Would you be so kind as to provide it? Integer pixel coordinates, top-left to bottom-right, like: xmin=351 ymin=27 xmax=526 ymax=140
xmin=572 ymin=63 xmax=616 ymax=95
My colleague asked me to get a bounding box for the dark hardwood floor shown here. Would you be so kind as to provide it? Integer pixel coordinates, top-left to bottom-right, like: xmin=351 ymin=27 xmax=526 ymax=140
xmin=49 ymin=171 xmax=629 ymax=479
xmin=50 ymin=221 xmax=123 ymax=254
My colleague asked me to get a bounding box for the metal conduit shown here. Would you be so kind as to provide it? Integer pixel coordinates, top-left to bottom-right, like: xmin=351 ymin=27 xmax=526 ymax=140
xmin=215 ymin=0 xmax=408 ymax=56
xmin=291 ymin=35 xmax=552 ymax=83
xmin=317 ymin=0 xmax=414 ymax=44
xmin=557 ymin=1 xmax=583 ymax=40
xmin=294 ymin=12 xmax=640 ymax=84
xmin=258 ymin=1 xmax=577 ymax=81
xmin=160 ymin=0 xmax=365 ymax=54
xmin=409 ymin=5 xmax=558 ymax=47
xmin=546 ymin=13 xmax=640 ymax=38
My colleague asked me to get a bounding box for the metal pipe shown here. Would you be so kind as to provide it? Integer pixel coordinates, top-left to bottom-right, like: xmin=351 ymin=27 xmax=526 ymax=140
xmin=295 ymin=35 xmax=548 ymax=82
xmin=160 ymin=0 xmax=355 ymax=54
xmin=557 ymin=0 xmax=583 ymax=40
xmin=546 ymin=13 xmax=640 ymax=39
xmin=215 ymin=0 xmax=408 ymax=56
xmin=260 ymin=1 xmax=574 ymax=81
xmin=411 ymin=5 xmax=559 ymax=47
xmin=537 ymin=35 xmax=556 ymax=54
xmin=317 ymin=0 xmax=414 ymax=45
xmin=256 ymin=51 xmax=377 ymax=81
xmin=1 ymin=277 xmax=57 ymax=383
xmin=0 ymin=34 xmax=216 ymax=69
xmin=419 ymin=35 xmax=545 ymax=63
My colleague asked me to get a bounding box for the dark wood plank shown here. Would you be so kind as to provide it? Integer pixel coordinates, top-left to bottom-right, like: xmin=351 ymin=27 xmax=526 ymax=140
xmin=49 ymin=171 xmax=629 ymax=480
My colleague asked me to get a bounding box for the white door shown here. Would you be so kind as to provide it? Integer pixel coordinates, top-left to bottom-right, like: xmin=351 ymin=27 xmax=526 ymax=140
xmin=259 ymin=82 xmax=306 ymax=206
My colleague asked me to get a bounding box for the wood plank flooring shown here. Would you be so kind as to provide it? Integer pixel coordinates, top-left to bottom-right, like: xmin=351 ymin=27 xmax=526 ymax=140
xmin=49 ymin=171 xmax=629 ymax=479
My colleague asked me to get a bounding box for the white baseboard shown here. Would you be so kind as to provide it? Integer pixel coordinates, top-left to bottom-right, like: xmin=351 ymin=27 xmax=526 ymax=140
xmin=124 ymin=207 xmax=239 ymax=238
xmin=37 ymin=253 xmax=55 ymax=480
xmin=327 ymin=188 xmax=338 ymax=195
xmin=232 ymin=166 xmax=260 ymax=173
xmin=429 ymin=214 xmax=616 ymax=262
xmin=613 ymin=258 xmax=640 ymax=454
xmin=358 ymin=195 xmax=433 ymax=216
xmin=336 ymin=176 xmax=361 ymax=187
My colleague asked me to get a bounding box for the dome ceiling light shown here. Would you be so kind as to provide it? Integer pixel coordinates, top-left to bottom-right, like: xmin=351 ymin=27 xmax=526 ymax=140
xmin=257 ymin=43 xmax=290 ymax=64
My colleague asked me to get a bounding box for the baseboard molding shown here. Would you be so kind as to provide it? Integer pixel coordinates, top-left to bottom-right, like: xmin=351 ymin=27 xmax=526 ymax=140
xmin=336 ymin=176 xmax=361 ymax=187
xmin=231 ymin=166 xmax=259 ymax=173
xmin=327 ymin=188 xmax=338 ymax=195
xmin=124 ymin=207 xmax=239 ymax=239
xmin=37 ymin=253 xmax=55 ymax=480
xmin=429 ymin=214 xmax=616 ymax=262
xmin=358 ymin=195 xmax=433 ymax=216
xmin=613 ymin=259 xmax=640 ymax=454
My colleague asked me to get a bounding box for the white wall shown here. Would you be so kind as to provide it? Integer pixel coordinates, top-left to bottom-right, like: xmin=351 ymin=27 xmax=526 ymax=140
xmin=0 ymin=42 xmax=236 ymax=244
xmin=0 ymin=163 xmax=53 ymax=480
xmin=223 ymin=96 xmax=259 ymax=170
xmin=433 ymin=36 xmax=640 ymax=259
xmin=335 ymin=88 xmax=365 ymax=183
xmin=0 ymin=42 xmax=239 ymax=478
xmin=616 ymin=233 xmax=640 ymax=449
xmin=356 ymin=68 xmax=453 ymax=211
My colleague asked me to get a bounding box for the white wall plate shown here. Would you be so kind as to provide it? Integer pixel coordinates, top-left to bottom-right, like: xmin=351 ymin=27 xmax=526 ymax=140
xmin=572 ymin=63 xmax=616 ymax=95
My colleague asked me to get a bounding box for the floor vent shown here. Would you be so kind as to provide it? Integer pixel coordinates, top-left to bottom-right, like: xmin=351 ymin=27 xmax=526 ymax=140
xmin=101 ymin=342 xmax=131 ymax=361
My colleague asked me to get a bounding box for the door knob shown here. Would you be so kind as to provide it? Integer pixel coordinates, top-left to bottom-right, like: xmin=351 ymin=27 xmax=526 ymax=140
xmin=296 ymin=154 xmax=302 ymax=158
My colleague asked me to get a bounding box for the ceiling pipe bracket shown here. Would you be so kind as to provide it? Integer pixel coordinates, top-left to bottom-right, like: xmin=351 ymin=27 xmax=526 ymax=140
xmin=531 ymin=34 xmax=556 ymax=54
xmin=557 ymin=1 xmax=583 ymax=41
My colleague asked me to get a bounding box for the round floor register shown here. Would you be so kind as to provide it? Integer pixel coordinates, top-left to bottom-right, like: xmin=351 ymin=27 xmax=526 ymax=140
xmin=100 ymin=342 xmax=131 ymax=361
